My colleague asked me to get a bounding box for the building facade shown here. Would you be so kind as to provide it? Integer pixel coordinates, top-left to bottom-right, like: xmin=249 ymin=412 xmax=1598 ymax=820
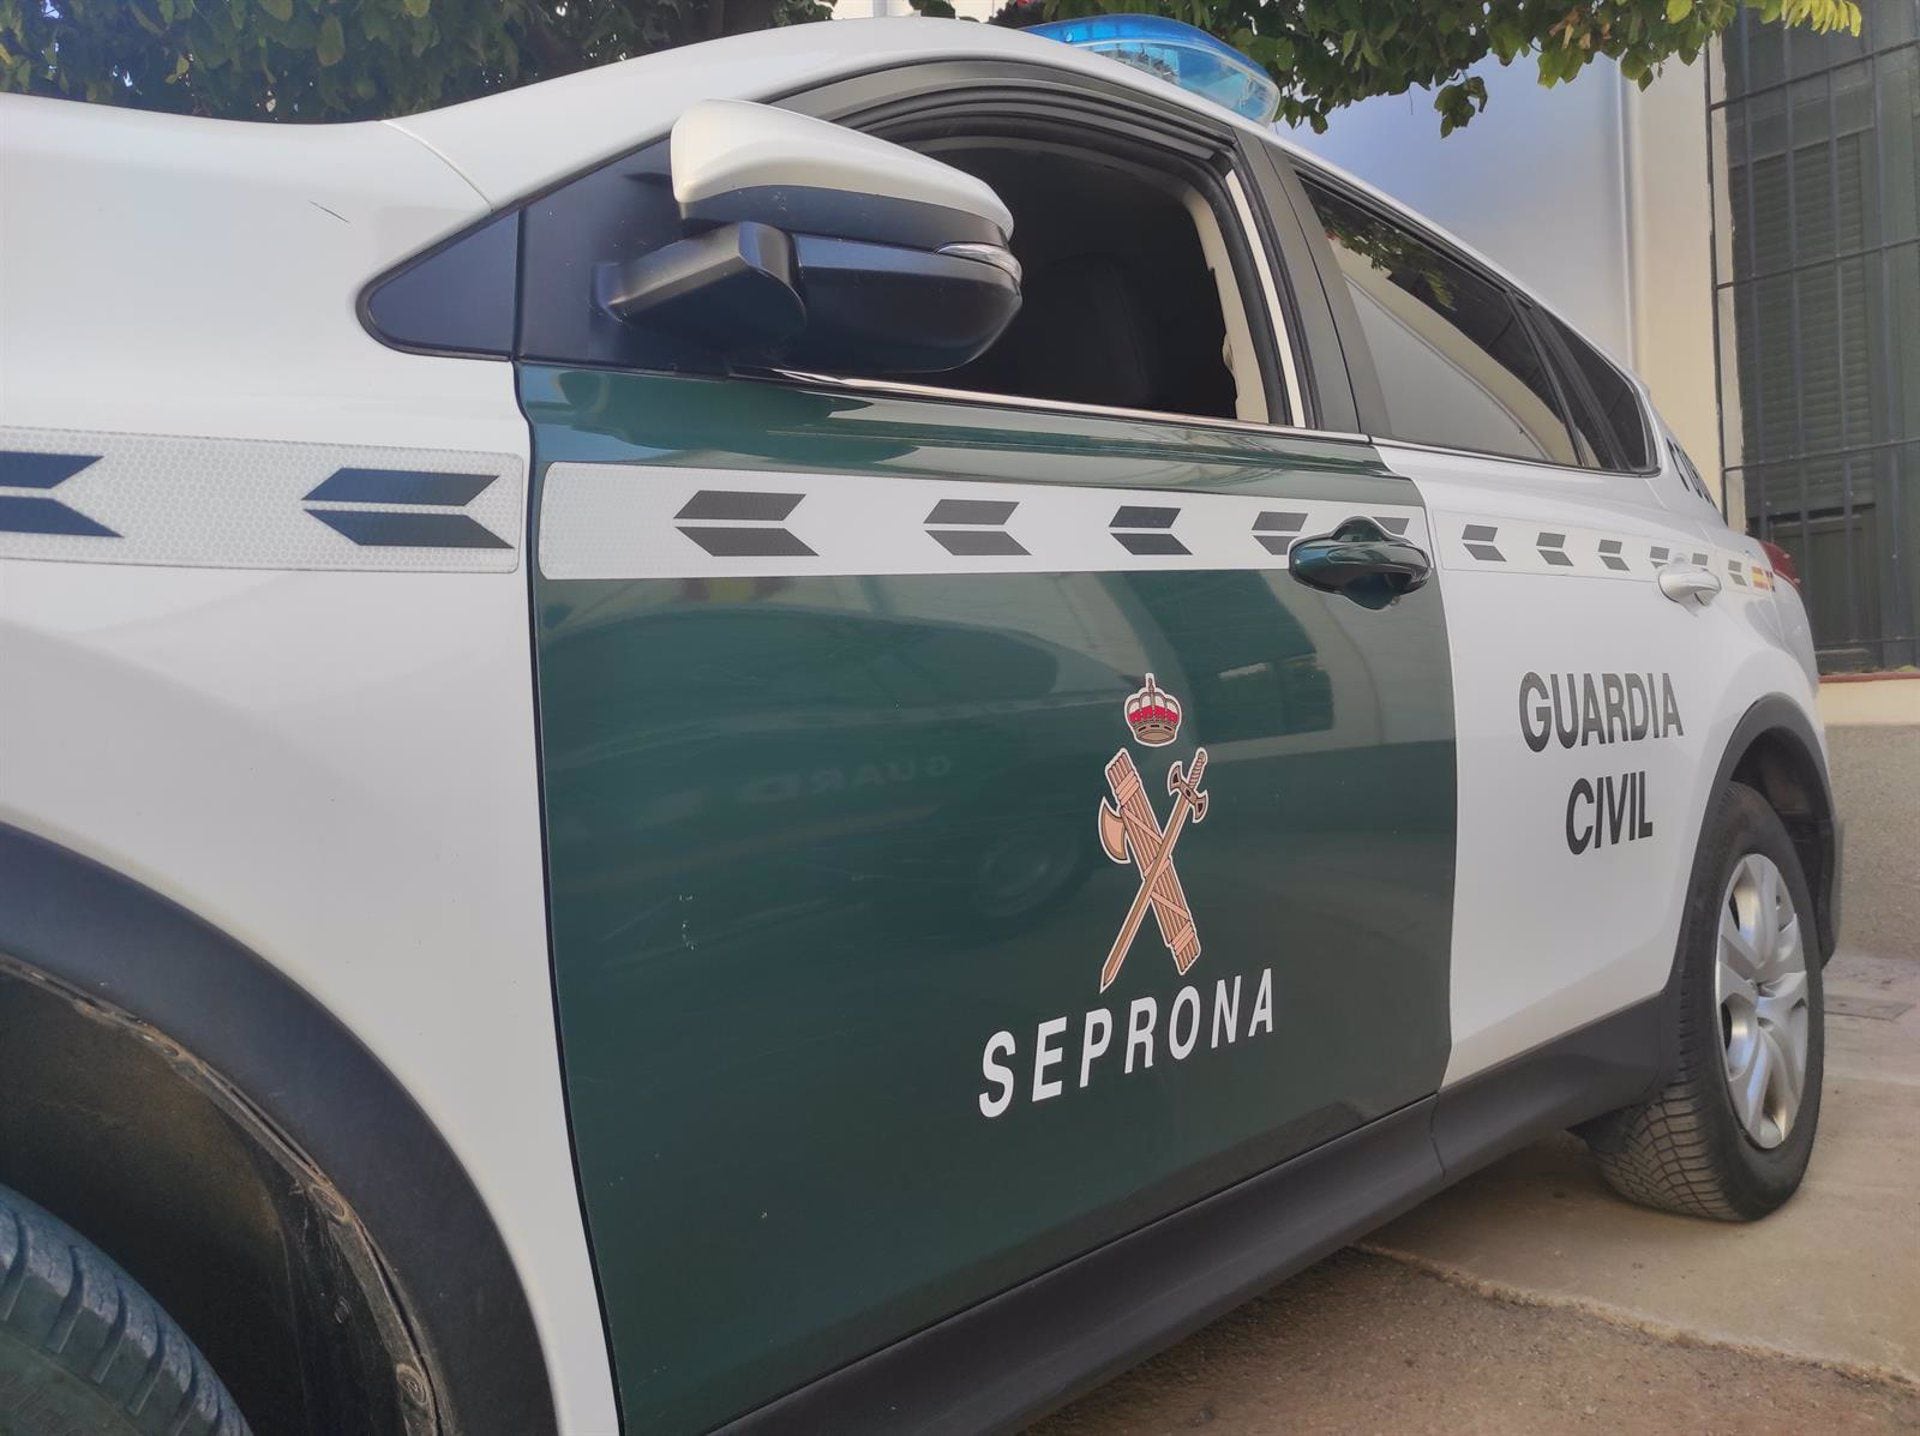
xmin=1717 ymin=1 xmax=1918 ymax=672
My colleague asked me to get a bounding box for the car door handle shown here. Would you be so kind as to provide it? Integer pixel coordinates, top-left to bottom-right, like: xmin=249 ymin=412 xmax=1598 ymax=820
xmin=1657 ymin=562 xmax=1722 ymax=606
xmin=1288 ymin=519 xmax=1432 ymax=610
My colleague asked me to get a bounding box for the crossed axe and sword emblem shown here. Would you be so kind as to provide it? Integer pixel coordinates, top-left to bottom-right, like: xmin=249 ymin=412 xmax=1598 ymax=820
xmin=1096 ymin=746 xmax=1209 ymax=991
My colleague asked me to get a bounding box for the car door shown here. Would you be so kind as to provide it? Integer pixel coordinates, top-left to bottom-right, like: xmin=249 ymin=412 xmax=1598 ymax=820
xmin=1279 ymin=156 xmax=1759 ymax=1089
xmin=521 ymin=74 xmax=1456 ymax=1431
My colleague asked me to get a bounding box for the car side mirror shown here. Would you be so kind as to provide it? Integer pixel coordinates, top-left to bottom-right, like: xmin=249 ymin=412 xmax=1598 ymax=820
xmin=597 ymin=100 xmax=1022 ymax=375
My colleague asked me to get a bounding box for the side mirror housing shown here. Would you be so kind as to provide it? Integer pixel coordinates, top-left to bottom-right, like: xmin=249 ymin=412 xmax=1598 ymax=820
xmin=599 ymin=101 xmax=1021 ymax=375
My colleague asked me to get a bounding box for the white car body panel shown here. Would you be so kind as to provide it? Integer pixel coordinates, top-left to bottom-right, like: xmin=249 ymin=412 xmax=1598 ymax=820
xmin=1391 ymin=440 xmax=1817 ymax=1082
xmin=0 ymin=93 xmax=618 ymax=1433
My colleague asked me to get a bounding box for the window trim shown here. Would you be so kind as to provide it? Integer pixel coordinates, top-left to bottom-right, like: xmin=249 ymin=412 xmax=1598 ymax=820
xmin=1240 ymin=137 xmax=1366 ymax=435
xmin=1525 ymin=301 xmax=1661 ymax=477
xmin=768 ymin=366 xmax=1369 ymax=445
xmin=1225 ymin=168 xmax=1306 ymax=424
xmin=1371 ymin=434 xmax=1647 ymax=479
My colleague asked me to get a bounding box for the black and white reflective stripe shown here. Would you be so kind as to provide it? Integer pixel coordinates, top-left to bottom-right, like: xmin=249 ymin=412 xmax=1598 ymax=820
xmin=304 ymin=467 xmax=511 ymax=551
xmin=1252 ymin=511 xmax=1309 ymax=556
xmin=1440 ymin=516 xmax=1766 ymax=589
xmin=925 ymin=499 xmax=1025 ymax=556
xmin=1462 ymin=524 xmax=1504 ymax=562
xmin=0 ymin=451 xmax=115 ymax=537
xmin=675 ymin=490 xmax=814 ymax=557
xmin=1109 ymin=505 xmax=1188 ymax=556
xmin=0 ymin=429 xmax=521 ymax=571
xmin=537 ymin=464 xmax=1430 ymax=581
xmin=1537 ymin=531 xmax=1573 ymax=568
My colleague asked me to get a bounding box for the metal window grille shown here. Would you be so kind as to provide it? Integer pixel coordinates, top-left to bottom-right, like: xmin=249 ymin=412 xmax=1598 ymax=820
xmin=1710 ymin=0 xmax=1920 ymax=671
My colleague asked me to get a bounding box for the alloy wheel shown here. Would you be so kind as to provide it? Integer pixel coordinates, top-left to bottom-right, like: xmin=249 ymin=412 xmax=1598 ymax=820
xmin=1715 ymin=851 xmax=1811 ymax=1149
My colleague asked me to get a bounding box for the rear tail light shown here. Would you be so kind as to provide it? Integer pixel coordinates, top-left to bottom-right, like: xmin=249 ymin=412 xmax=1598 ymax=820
xmin=1759 ymin=538 xmax=1802 ymax=593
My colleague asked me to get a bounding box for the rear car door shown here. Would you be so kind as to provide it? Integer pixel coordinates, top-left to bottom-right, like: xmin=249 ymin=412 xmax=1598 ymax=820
xmin=1279 ymin=157 xmax=1757 ymax=1087
xmin=521 ymin=71 xmax=1456 ymax=1430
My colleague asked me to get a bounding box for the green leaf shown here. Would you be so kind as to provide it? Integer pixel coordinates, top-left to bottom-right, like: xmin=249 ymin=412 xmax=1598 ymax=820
xmin=316 ymin=13 xmax=345 ymax=65
xmin=259 ymin=0 xmax=292 ymax=19
xmin=402 ymin=0 xmax=432 ymax=16
xmin=1665 ymin=0 xmax=1693 ymax=22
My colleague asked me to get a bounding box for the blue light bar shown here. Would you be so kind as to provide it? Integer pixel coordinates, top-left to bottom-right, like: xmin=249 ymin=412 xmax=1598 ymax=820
xmin=1029 ymin=15 xmax=1281 ymax=126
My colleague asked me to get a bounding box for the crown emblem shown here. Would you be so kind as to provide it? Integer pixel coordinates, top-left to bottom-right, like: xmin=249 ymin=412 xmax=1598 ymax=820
xmin=1124 ymin=674 xmax=1182 ymax=747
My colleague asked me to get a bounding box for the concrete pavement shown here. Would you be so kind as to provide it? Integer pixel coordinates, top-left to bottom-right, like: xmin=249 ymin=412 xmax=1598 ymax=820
xmin=1036 ymin=953 xmax=1918 ymax=1432
xmin=1360 ymin=949 xmax=1919 ymax=1386
xmin=1827 ymin=726 xmax=1920 ymax=959
xmin=1034 ymin=1249 xmax=1920 ymax=1434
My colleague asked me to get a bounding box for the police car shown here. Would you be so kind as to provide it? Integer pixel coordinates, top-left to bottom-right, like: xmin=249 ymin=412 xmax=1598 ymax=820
xmin=0 ymin=16 xmax=1840 ymax=1436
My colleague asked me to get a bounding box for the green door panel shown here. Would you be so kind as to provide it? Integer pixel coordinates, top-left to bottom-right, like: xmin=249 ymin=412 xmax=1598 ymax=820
xmin=524 ymin=367 xmax=1456 ymax=1432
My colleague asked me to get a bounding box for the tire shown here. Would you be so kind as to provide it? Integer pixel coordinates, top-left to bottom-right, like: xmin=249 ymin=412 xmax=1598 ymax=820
xmin=0 ymin=1182 xmax=250 ymax=1436
xmin=1583 ymin=780 xmax=1824 ymax=1221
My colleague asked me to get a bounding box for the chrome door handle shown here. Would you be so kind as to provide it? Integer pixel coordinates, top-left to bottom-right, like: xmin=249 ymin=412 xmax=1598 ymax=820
xmin=1658 ymin=562 xmax=1722 ymax=606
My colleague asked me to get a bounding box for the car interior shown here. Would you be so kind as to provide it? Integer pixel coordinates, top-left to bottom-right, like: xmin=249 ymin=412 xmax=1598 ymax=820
xmin=877 ymin=136 xmax=1268 ymax=425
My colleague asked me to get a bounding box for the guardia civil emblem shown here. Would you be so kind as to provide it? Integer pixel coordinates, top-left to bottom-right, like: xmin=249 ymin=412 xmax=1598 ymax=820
xmin=1096 ymin=675 xmax=1208 ymax=991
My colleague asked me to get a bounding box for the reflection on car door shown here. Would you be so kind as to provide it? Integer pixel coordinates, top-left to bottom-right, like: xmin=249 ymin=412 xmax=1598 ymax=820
xmin=524 ymin=360 xmax=1457 ymax=1428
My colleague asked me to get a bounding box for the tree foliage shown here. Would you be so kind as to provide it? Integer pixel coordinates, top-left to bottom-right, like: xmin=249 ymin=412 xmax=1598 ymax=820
xmin=987 ymin=0 xmax=1862 ymax=132
xmin=0 ymin=0 xmax=828 ymax=122
xmin=0 ymin=0 xmax=1861 ymax=130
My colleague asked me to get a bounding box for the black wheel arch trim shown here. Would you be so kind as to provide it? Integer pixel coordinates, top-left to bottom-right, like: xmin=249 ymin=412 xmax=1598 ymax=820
xmin=0 ymin=820 xmax=559 ymax=1436
xmin=1708 ymin=693 xmax=1841 ymax=962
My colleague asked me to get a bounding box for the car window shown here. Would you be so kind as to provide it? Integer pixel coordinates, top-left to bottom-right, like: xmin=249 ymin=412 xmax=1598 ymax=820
xmin=872 ymin=138 xmax=1273 ymax=425
xmin=1300 ymin=177 xmax=1578 ymax=466
xmin=1536 ymin=311 xmax=1653 ymax=471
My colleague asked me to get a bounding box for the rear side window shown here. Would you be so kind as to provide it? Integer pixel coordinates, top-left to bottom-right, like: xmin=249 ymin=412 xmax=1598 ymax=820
xmin=1536 ymin=312 xmax=1653 ymax=471
xmin=1301 ymin=178 xmax=1577 ymax=467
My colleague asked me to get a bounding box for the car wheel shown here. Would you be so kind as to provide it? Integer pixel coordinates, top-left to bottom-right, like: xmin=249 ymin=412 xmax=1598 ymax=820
xmin=1582 ymin=780 xmax=1824 ymax=1221
xmin=0 ymin=1181 xmax=250 ymax=1435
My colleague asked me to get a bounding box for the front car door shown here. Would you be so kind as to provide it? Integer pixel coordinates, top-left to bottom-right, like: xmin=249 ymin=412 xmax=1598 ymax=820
xmin=521 ymin=66 xmax=1457 ymax=1431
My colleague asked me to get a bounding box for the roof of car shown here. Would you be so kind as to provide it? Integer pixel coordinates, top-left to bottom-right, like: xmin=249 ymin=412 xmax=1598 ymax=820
xmin=390 ymin=17 xmax=1298 ymax=206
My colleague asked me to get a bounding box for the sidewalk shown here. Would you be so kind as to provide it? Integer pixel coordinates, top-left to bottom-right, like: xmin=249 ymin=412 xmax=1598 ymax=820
xmin=1361 ymin=949 xmax=1919 ymax=1386
xmin=1036 ymin=952 xmax=1919 ymax=1432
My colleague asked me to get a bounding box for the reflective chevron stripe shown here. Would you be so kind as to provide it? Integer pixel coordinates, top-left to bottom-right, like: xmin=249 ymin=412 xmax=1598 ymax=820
xmin=0 ymin=451 xmax=116 ymax=538
xmin=1438 ymin=516 xmax=1763 ymax=587
xmin=1109 ymin=505 xmax=1188 ymax=556
xmin=0 ymin=429 xmax=520 ymax=571
xmin=1251 ymin=511 xmax=1308 ymax=555
xmin=302 ymin=466 xmax=512 ymax=550
xmin=925 ymin=498 xmax=1025 ymax=556
xmin=536 ymin=463 xmax=1430 ymax=581
xmin=673 ymin=490 xmax=815 ymax=557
